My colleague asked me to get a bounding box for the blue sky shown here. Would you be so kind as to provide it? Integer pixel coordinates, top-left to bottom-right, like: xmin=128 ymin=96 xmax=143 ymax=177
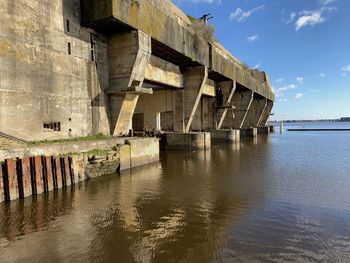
xmin=173 ymin=0 xmax=350 ymax=120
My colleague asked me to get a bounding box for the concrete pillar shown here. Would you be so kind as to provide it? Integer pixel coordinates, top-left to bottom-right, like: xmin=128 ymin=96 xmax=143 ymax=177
xmin=183 ymin=66 xmax=208 ymax=133
xmin=232 ymin=90 xmax=254 ymax=128
xmin=107 ymin=30 xmax=152 ymax=136
xmin=217 ymin=81 xmax=236 ymax=129
xmin=174 ymin=89 xmax=185 ymax=132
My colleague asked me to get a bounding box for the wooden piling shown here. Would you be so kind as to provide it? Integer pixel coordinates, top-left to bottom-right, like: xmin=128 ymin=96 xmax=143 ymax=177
xmin=60 ymin=157 xmax=67 ymax=187
xmin=34 ymin=156 xmax=44 ymax=194
xmin=55 ymin=157 xmax=63 ymax=189
xmin=45 ymin=157 xmax=54 ymax=192
xmin=6 ymin=159 xmax=19 ymax=200
xmin=0 ymin=162 xmax=4 ymax=203
xmin=68 ymin=157 xmax=75 ymax=185
xmin=65 ymin=157 xmax=72 ymax=186
xmin=21 ymin=157 xmax=32 ymax=197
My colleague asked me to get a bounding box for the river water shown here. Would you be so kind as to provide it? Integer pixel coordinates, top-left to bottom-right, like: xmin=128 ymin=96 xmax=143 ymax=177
xmin=1 ymin=122 xmax=350 ymax=262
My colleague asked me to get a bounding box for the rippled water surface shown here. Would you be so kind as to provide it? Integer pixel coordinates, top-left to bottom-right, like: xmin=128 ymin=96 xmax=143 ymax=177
xmin=1 ymin=122 xmax=350 ymax=262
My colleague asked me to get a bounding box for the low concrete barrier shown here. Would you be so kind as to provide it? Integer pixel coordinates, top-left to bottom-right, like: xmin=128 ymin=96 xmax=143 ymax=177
xmin=0 ymin=138 xmax=160 ymax=203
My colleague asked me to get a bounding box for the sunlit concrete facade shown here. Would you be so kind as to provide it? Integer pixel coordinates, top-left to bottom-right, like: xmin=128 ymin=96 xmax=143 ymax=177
xmin=0 ymin=0 xmax=274 ymax=142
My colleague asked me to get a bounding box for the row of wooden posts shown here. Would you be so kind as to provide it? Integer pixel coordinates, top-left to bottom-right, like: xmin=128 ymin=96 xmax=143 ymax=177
xmin=0 ymin=156 xmax=82 ymax=203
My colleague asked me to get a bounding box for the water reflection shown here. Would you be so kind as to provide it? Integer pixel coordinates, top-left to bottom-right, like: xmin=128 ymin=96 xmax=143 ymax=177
xmin=1 ymin=131 xmax=350 ymax=262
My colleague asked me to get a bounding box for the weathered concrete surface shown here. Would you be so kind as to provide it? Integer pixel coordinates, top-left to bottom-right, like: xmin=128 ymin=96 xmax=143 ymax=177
xmin=1 ymin=0 xmax=274 ymax=143
xmin=166 ymin=132 xmax=211 ymax=150
xmin=229 ymin=90 xmax=254 ymax=129
xmin=184 ymin=67 xmax=208 ymax=132
xmin=0 ymin=0 xmax=111 ymax=141
xmin=211 ymin=129 xmax=240 ymax=143
xmin=242 ymin=97 xmax=267 ymax=128
xmin=258 ymin=126 xmax=270 ymax=134
xmin=217 ymin=81 xmax=236 ymax=129
xmin=145 ymin=56 xmax=183 ymax=89
xmin=107 ymin=30 xmax=151 ymax=94
xmin=241 ymin=128 xmax=258 ymax=137
xmin=81 ymin=0 xmax=209 ymax=67
xmin=129 ymin=138 xmax=160 ymax=168
xmin=111 ymin=93 xmax=139 ymax=136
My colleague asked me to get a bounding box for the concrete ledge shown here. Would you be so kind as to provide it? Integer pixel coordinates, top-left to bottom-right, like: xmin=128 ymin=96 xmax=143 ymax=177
xmin=166 ymin=132 xmax=211 ymax=150
xmin=211 ymin=129 xmax=240 ymax=143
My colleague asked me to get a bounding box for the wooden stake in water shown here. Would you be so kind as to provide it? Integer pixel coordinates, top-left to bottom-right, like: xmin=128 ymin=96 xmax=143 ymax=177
xmin=280 ymin=121 xmax=284 ymax=133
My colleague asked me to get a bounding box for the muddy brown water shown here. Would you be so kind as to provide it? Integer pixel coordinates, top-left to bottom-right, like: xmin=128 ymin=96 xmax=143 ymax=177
xmin=1 ymin=123 xmax=350 ymax=262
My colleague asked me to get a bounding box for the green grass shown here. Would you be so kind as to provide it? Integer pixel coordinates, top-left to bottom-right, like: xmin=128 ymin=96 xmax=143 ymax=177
xmin=28 ymin=133 xmax=114 ymax=146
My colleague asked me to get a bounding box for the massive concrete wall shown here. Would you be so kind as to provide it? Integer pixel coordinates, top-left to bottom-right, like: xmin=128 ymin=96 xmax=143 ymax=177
xmin=0 ymin=0 xmax=274 ymax=143
xmin=0 ymin=0 xmax=110 ymax=141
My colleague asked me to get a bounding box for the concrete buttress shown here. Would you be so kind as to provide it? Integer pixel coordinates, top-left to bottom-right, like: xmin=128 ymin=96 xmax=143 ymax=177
xmin=107 ymin=30 xmax=152 ymax=136
xmin=216 ymin=81 xmax=236 ymax=129
xmin=242 ymin=97 xmax=268 ymax=128
xmin=184 ymin=67 xmax=208 ymax=133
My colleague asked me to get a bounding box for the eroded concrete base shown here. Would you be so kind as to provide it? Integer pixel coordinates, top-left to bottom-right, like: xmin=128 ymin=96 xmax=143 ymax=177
xmin=241 ymin=128 xmax=258 ymax=137
xmin=166 ymin=132 xmax=211 ymax=150
xmin=211 ymin=129 xmax=240 ymax=143
xmin=258 ymin=127 xmax=270 ymax=134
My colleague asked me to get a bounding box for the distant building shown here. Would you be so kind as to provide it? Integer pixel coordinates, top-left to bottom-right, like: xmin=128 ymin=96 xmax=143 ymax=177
xmin=340 ymin=117 xmax=350 ymax=122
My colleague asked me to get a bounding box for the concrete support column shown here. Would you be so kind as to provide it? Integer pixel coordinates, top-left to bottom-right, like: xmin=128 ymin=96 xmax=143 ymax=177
xmin=231 ymin=90 xmax=254 ymax=128
xmin=174 ymin=89 xmax=185 ymax=132
xmin=216 ymin=81 xmax=236 ymax=130
xmin=242 ymin=97 xmax=267 ymax=128
xmin=183 ymin=66 xmax=208 ymax=133
xmin=107 ymin=30 xmax=152 ymax=136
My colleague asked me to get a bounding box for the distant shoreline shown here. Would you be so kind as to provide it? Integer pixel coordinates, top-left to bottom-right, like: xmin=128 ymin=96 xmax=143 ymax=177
xmin=271 ymin=118 xmax=350 ymax=123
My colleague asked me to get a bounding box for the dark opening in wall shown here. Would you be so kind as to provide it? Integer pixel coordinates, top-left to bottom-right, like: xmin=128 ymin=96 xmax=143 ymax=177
xmin=66 ymin=19 xmax=70 ymax=32
xmin=43 ymin=122 xmax=61 ymax=132
xmin=68 ymin=42 xmax=71 ymax=55
xmin=90 ymin=34 xmax=95 ymax=61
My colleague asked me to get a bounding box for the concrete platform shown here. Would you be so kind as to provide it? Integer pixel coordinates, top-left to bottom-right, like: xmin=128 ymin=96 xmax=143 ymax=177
xmin=211 ymin=129 xmax=240 ymax=143
xmin=166 ymin=132 xmax=211 ymax=150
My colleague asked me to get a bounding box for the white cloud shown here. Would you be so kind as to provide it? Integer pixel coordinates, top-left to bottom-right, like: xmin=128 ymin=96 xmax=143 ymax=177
xmin=295 ymin=7 xmax=335 ymax=31
xmin=319 ymin=0 xmax=336 ymax=5
xmin=253 ymin=63 xmax=261 ymax=69
xmin=342 ymin=73 xmax=347 ymax=77
xmin=295 ymin=93 xmax=303 ymax=99
xmin=341 ymin=65 xmax=350 ymax=72
xmin=287 ymin=12 xmax=296 ymax=24
xmin=274 ymin=84 xmax=296 ymax=97
xmin=318 ymin=73 xmax=326 ymax=78
xmin=230 ymin=5 xmax=265 ymax=22
xmin=296 ymin=77 xmax=304 ymax=85
xmin=247 ymin=35 xmax=259 ymax=42
xmin=275 ymin=78 xmax=285 ymax=82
